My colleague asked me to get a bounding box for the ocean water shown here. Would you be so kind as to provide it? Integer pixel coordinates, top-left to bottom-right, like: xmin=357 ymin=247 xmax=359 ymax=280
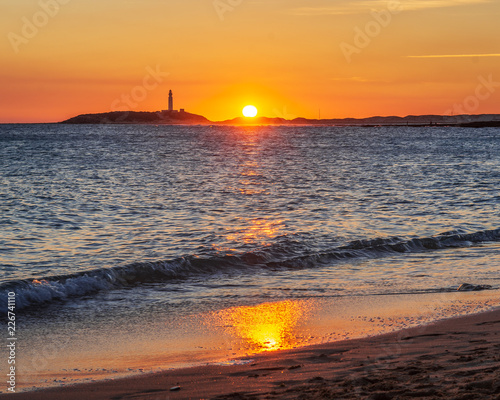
xmin=1 ymin=124 xmax=499 ymax=390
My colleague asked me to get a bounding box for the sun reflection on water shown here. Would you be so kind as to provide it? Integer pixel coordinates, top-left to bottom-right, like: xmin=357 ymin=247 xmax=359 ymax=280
xmin=214 ymin=300 xmax=310 ymax=353
xmin=226 ymin=218 xmax=284 ymax=245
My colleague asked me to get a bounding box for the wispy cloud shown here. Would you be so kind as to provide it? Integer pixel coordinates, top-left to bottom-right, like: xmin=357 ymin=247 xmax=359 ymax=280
xmin=407 ymin=53 xmax=500 ymax=58
xmin=330 ymin=76 xmax=381 ymax=83
xmin=290 ymin=0 xmax=493 ymax=16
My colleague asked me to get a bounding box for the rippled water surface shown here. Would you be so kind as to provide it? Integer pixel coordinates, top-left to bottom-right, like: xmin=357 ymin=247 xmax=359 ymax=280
xmin=1 ymin=124 xmax=499 ymax=301
xmin=1 ymin=123 xmax=500 ymax=390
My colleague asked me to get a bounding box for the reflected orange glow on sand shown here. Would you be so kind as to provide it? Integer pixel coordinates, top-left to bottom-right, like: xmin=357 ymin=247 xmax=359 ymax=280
xmin=216 ymin=300 xmax=310 ymax=353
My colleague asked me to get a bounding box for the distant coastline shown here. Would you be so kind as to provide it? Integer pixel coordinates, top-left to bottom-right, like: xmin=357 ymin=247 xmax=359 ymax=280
xmin=60 ymin=111 xmax=500 ymax=127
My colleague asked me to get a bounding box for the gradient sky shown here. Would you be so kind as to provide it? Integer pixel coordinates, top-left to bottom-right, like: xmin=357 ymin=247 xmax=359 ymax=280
xmin=1 ymin=0 xmax=499 ymax=122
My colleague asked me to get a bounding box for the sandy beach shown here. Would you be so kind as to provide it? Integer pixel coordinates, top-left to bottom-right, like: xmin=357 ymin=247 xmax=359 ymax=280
xmin=5 ymin=307 xmax=500 ymax=400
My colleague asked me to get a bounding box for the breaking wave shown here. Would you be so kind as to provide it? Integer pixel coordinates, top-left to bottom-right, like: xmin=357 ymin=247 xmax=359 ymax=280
xmin=1 ymin=228 xmax=498 ymax=312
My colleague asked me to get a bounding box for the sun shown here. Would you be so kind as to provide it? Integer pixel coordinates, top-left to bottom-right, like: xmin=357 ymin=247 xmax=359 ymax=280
xmin=242 ymin=105 xmax=258 ymax=118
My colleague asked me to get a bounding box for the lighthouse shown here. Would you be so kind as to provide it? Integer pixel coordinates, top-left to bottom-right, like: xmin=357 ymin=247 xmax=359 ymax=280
xmin=168 ymin=90 xmax=173 ymax=112
xmin=162 ymin=90 xmax=184 ymax=114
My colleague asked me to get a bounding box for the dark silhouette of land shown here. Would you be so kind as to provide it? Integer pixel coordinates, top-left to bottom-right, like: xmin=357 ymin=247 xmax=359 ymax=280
xmin=61 ymin=111 xmax=500 ymax=127
xmin=62 ymin=110 xmax=210 ymax=125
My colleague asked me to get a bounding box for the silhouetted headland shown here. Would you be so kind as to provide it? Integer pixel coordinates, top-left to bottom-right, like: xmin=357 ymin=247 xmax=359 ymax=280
xmin=61 ymin=110 xmax=210 ymax=125
xmin=60 ymin=112 xmax=500 ymax=127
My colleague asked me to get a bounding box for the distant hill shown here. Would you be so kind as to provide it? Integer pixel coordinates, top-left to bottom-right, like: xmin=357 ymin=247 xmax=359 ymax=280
xmin=61 ymin=111 xmax=500 ymax=127
xmin=218 ymin=114 xmax=500 ymax=126
xmin=61 ymin=110 xmax=210 ymax=125
xmin=218 ymin=116 xmax=290 ymax=125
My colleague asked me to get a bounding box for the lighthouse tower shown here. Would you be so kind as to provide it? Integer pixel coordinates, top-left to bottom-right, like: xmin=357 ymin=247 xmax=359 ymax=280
xmin=168 ymin=90 xmax=173 ymax=112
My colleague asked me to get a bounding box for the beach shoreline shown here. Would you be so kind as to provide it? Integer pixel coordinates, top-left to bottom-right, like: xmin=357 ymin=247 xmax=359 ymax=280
xmin=5 ymin=306 xmax=500 ymax=399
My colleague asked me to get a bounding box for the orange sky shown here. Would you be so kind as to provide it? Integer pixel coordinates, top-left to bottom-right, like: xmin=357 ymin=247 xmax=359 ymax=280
xmin=1 ymin=0 xmax=499 ymax=122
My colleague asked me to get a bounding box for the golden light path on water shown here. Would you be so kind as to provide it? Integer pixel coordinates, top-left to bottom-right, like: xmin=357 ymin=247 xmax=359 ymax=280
xmin=226 ymin=218 xmax=284 ymax=245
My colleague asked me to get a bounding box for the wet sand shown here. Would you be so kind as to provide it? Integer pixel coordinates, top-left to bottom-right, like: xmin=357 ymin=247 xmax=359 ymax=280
xmin=4 ymin=307 xmax=500 ymax=400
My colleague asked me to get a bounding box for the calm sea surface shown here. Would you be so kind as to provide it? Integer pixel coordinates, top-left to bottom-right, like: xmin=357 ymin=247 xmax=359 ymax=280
xmin=0 ymin=124 xmax=499 ymax=389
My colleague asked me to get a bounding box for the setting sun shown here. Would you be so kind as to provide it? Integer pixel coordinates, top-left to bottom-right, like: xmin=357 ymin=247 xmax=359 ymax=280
xmin=242 ymin=105 xmax=258 ymax=118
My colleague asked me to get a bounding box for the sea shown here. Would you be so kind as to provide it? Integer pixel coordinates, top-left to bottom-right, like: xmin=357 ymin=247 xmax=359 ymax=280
xmin=0 ymin=124 xmax=499 ymax=391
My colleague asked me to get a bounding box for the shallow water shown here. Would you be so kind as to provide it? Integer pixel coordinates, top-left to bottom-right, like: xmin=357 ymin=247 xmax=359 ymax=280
xmin=0 ymin=124 xmax=499 ymax=390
